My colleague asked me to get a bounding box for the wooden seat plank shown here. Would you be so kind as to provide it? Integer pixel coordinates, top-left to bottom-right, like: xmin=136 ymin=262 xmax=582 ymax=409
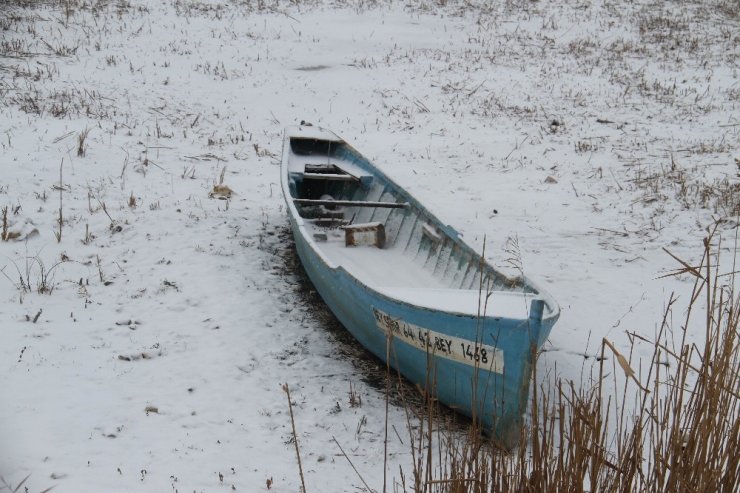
xmin=294 ymin=198 xmax=409 ymax=209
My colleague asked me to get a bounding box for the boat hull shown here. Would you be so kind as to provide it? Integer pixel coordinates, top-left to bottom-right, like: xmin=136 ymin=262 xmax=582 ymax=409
xmin=289 ymin=213 xmax=556 ymax=446
xmin=281 ymin=125 xmax=559 ymax=447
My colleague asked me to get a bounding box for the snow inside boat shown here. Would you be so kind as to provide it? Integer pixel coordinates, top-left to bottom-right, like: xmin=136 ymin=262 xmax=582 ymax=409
xmin=281 ymin=124 xmax=560 ymax=446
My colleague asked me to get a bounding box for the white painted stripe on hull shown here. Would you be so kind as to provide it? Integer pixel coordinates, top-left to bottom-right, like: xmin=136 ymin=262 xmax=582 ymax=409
xmin=372 ymin=308 xmax=504 ymax=373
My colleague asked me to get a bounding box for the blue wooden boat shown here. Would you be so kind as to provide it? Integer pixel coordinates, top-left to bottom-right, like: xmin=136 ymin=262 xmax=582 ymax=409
xmin=281 ymin=124 xmax=559 ymax=446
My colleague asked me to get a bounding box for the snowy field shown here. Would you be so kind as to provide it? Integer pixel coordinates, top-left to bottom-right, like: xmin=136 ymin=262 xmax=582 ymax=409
xmin=0 ymin=0 xmax=737 ymax=491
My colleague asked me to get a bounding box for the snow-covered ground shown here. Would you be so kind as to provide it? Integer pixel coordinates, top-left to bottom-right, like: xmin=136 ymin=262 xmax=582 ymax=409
xmin=0 ymin=0 xmax=737 ymax=491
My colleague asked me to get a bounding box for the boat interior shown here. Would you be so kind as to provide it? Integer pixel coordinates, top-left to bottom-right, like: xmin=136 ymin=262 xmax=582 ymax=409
xmin=286 ymin=136 xmax=541 ymax=319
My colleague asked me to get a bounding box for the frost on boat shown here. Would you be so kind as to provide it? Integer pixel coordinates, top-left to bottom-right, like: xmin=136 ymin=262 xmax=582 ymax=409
xmin=281 ymin=124 xmax=560 ymax=446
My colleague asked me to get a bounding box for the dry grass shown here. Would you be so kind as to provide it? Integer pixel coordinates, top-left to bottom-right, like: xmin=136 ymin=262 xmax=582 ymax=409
xmin=393 ymin=227 xmax=738 ymax=492
xmin=0 ymin=474 xmax=53 ymax=493
xmin=1 ymin=205 xmax=8 ymax=241
xmin=0 ymin=252 xmax=65 ymax=300
xmin=631 ymin=158 xmax=740 ymax=218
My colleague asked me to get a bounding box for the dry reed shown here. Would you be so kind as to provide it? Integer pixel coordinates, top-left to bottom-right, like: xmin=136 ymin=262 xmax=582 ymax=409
xmin=398 ymin=227 xmax=738 ymax=492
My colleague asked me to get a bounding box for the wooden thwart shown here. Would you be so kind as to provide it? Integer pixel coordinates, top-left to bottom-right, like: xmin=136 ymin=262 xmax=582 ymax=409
xmin=294 ymin=198 xmax=409 ymax=208
xmin=305 ymin=163 xmax=340 ymax=172
xmin=303 ymin=172 xmax=356 ymax=181
xmin=304 ymin=164 xmax=359 ymax=182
